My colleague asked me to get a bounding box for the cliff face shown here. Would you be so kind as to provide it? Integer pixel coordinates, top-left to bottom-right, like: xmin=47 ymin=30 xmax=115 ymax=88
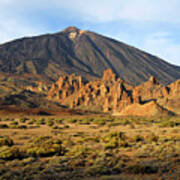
xmin=0 ymin=26 xmax=180 ymax=85
xmin=47 ymin=69 xmax=180 ymax=116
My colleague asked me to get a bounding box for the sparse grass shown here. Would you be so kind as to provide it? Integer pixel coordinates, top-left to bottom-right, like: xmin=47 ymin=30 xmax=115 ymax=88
xmin=0 ymin=115 xmax=180 ymax=179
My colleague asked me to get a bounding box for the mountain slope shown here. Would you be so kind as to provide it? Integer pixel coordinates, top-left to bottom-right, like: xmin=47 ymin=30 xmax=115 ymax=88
xmin=0 ymin=26 xmax=180 ymax=85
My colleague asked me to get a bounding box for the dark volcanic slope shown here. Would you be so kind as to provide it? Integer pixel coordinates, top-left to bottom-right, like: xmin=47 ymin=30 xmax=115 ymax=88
xmin=0 ymin=26 xmax=180 ymax=85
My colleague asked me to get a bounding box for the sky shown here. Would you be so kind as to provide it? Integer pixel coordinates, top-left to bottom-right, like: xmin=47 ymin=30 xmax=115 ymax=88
xmin=0 ymin=0 xmax=180 ymax=66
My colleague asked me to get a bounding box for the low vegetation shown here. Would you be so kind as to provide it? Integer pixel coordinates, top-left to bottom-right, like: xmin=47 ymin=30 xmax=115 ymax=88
xmin=0 ymin=115 xmax=180 ymax=179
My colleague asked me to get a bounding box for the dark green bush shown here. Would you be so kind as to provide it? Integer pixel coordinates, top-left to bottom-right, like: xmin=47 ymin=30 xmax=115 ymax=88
xmin=0 ymin=137 xmax=14 ymax=147
xmin=20 ymin=118 xmax=28 ymax=123
xmin=127 ymin=164 xmax=158 ymax=174
xmin=46 ymin=119 xmax=54 ymax=126
xmin=0 ymin=124 xmax=8 ymax=129
xmin=17 ymin=125 xmax=27 ymax=129
xmin=10 ymin=121 xmax=18 ymax=125
xmin=133 ymin=135 xmax=144 ymax=142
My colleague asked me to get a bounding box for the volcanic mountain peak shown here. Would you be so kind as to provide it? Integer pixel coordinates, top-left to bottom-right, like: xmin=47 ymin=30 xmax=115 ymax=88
xmin=63 ymin=26 xmax=80 ymax=32
xmin=62 ymin=26 xmax=87 ymax=40
xmin=0 ymin=26 xmax=180 ymax=85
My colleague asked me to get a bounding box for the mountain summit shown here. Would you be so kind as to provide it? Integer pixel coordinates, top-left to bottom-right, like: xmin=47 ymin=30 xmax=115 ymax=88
xmin=0 ymin=26 xmax=180 ymax=85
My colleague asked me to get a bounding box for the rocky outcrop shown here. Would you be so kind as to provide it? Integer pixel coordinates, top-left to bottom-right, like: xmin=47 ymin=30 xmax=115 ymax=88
xmin=115 ymin=101 xmax=173 ymax=116
xmin=158 ymin=79 xmax=180 ymax=115
xmin=47 ymin=69 xmax=180 ymax=115
xmin=26 ymin=82 xmax=49 ymax=93
xmin=133 ymin=76 xmax=170 ymax=103
xmin=168 ymin=79 xmax=180 ymax=95
xmin=48 ymin=69 xmax=133 ymax=112
xmin=73 ymin=69 xmax=132 ymax=112
xmin=47 ymin=74 xmax=83 ymax=103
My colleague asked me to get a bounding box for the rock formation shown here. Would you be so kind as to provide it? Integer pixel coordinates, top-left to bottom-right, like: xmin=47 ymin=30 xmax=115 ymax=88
xmin=47 ymin=74 xmax=83 ymax=103
xmin=47 ymin=69 xmax=180 ymax=116
xmin=115 ymin=101 xmax=173 ymax=116
xmin=133 ymin=76 xmax=169 ymax=103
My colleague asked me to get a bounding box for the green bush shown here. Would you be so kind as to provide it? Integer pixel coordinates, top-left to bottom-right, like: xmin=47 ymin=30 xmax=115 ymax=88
xmin=93 ymin=118 xmax=106 ymax=125
xmin=0 ymin=146 xmax=21 ymax=160
xmin=63 ymin=125 xmax=70 ymax=129
xmin=67 ymin=145 xmax=89 ymax=157
xmin=66 ymin=118 xmax=77 ymax=123
xmin=159 ymin=120 xmax=180 ymax=128
xmin=20 ymin=118 xmax=28 ymax=123
xmin=79 ymin=118 xmax=91 ymax=125
xmin=52 ymin=125 xmax=59 ymax=129
xmin=10 ymin=121 xmax=18 ymax=125
xmin=46 ymin=119 xmax=54 ymax=126
xmin=103 ymin=131 xmax=128 ymax=149
xmin=24 ymin=136 xmax=66 ymax=157
xmin=36 ymin=118 xmax=45 ymax=125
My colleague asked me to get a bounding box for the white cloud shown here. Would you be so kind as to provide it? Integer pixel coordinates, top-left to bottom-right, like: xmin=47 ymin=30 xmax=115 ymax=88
xmin=1 ymin=0 xmax=180 ymax=23
xmin=53 ymin=0 xmax=180 ymax=23
xmin=0 ymin=0 xmax=46 ymax=43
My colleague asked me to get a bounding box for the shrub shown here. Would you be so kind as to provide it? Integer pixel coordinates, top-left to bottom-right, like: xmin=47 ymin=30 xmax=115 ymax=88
xmin=10 ymin=121 xmax=18 ymax=125
xmin=146 ymin=133 xmax=159 ymax=143
xmin=85 ymin=164 xmax=110 ymax=176
xmin=24 ymin=136 xmax=66 ymax=157
xmin=46 ymin=119 xmax=54 ymax=126
xmin=28 ymin=120 xmax=34 ymax=125
xmin=0 ymin=146 xmax=21 ymax=160
xmin=127 ymin=163 xmax=158 ymax=174
xmin=159 ymin=121 xmax=180 ymax=128
xmin=8 ymin=124 xmax=18 ymax=129
xmin=0 ymin=124 xmax=8 ymax=129
xmin=79 ymin=118 xmax=91 ymax=125
xmin=17 ymin=125 xmax=27 ymax=129
xmin=0 ymin=137 xmax=14 ymax=147
xmin=103 ymin=131 xmax=128 ymax=149
xmin=93 ymin=118 xmax=106 ymax=125
xmin=20 ymin=118 xmax=28 ymax=123
xmin=67 ymin=145 xmax=89 ymax=157
xmin=63 ymin=125 xmax=70 ymax=129
xmin=66 ymin=118 xmax=77 ymax=123
xmin=132 ymin=135 xmax=144 ymax=142
xmin=52 ymin=126 xmax=59 ymax=129
xmin=56 ymin=119 xmax=64 ymax=124
xmin=36 ymin=118 xmax=45 ymax=125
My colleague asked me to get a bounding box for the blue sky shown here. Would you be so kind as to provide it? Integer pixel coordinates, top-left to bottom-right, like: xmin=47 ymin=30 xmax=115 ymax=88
xmin=0 ymin=0 xmax=180 ymax=66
